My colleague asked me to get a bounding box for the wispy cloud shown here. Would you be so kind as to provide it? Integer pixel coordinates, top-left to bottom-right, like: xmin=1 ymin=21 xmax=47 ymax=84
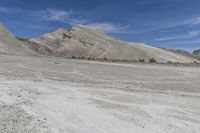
xmin=138 ymin=16 xmax=200 ymax=34
xmin=0 ymin=6 xmax=21 ymax=14
xmin=3 ymin=5 xmax=200 ymax=35
xmin=155 ymin=30 xmax=200 ymax=41
xmin=33 ymin=8 xmax=72 ymax=22
xmin=31 ymin=8 xmax=128 ymax=33
xmin=0 ymin=6 xmax=10 ymax=13
xmin=0 ymin=6 xmax=23 ymax=14
xmin=186 ymin=17 xmax=200 ymax=25
xmin=32 ymin=8 xmax=89 ymax=25
xmin=171 ymin=40 xmax=200 ymax=44
xmin=29 ymin=8 xmax=200 ymax=34
xmin=0 ymin=6 xmax=128 ymax=33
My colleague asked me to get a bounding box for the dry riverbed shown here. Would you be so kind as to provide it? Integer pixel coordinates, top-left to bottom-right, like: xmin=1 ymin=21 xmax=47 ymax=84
xmin=0 ymin=54 xmax=200 ymax=133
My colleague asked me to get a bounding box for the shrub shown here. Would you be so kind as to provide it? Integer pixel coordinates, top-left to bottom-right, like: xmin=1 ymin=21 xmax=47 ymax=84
xmin=103 ymin=57 xmax=108 ymax=61
xmin=87 ymin=57 xmax=91 ymax=60
xmin=138 ymin=58 xmax=145 ymax=62
xmin=167 ymin=61 xmax=172 ymax=64
xmin=149 ymin=58 xmax=156 ymax=63
xmin=80 ymin=56 xmax=86 ymax=59
xmin=55 ymin=61 xmax=60 ymax=64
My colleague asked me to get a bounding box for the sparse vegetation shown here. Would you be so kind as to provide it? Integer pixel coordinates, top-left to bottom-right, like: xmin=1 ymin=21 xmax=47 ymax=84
xmin=62 ymin=33 xmax=72 ymax=39
xmin=55 ymin=61 xmax=60 ymax=64
xmin=194 ymin=61 xmax=198 ymax=64
xmin=167 ymin=61 xmax=172 ymax=64
xmin=138 ymin=59 xmax=145 ymax=62
xmin=71 ymin=56 xmax=77 ymax=59
xmin=80 ymin=56 xmax=86 ymax=59
xmin=103 ymin=57 xmax=108 ymax=61
xmin=87 ymin=57 xmax=91 ymax=60
xmin=149 ymin=58 xmax=156 ymax=63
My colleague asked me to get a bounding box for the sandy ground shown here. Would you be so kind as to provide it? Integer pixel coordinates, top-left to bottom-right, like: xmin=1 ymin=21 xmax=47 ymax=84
xmin=0 ymin=54 xmax=200 ymax=133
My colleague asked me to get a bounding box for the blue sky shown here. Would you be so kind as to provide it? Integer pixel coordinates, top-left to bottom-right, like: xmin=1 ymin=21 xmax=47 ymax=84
xmin=0 ymin=0 xmax=200 ymax=51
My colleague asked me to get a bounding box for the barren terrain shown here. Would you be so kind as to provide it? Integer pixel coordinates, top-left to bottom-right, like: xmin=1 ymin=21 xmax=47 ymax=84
xmin=0 ymin=54 xmax=200 ymax=133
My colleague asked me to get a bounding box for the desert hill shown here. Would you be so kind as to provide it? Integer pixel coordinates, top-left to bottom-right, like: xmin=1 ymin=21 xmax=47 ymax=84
xmin=0 ymin=23 xmax=36 ymax=56
xmin=0 ymin=22 xmax=198 ymax=63
xmin=30 ymin=25 xmax=197 ymax=63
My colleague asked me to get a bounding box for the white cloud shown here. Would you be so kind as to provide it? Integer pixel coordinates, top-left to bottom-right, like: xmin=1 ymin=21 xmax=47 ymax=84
xmin=155 ymin=30 xmax=200 ymax=41
xmin=0 ymin=6 xmax=23 ymax=14
xmin=187 ymin=17 xmax=200 ymax=25
xmin=33 ymin=8 xmax=72 ymax=22
xmin=32 ymin=8 xmax=92 ymax=27
xmin=136 ymin=16 xmax=200 ymax=34
xmin=0 ymin=6 xmax=15 ymax=13
xmin=32 ymin=8 xmax=128 ymax=33
xmin=164 ymin=16 xmax=200 ymax=28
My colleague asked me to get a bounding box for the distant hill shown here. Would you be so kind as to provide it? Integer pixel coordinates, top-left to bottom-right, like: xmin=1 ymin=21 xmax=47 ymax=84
xmin=192 ymin=49 xmax=200 ymax=60
xmin=0 ymin=23 xmax=36 ymax=56
xmin=29 ymin=25 xmax=197 ymax=63
xmin=162 ymin=48 xmax=200 ymax=60
xmin=161 ymin=48 xmax=191 ymax=57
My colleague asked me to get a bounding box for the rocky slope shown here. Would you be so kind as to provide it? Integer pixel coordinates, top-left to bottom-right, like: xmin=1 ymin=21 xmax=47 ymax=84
xmin=31 ymin=25 xmax=197 ymax=63
xmin=17 ymin=37 xmax=52 ymax=55
xmin=0 ymin=23 xmax=36 ymax=56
